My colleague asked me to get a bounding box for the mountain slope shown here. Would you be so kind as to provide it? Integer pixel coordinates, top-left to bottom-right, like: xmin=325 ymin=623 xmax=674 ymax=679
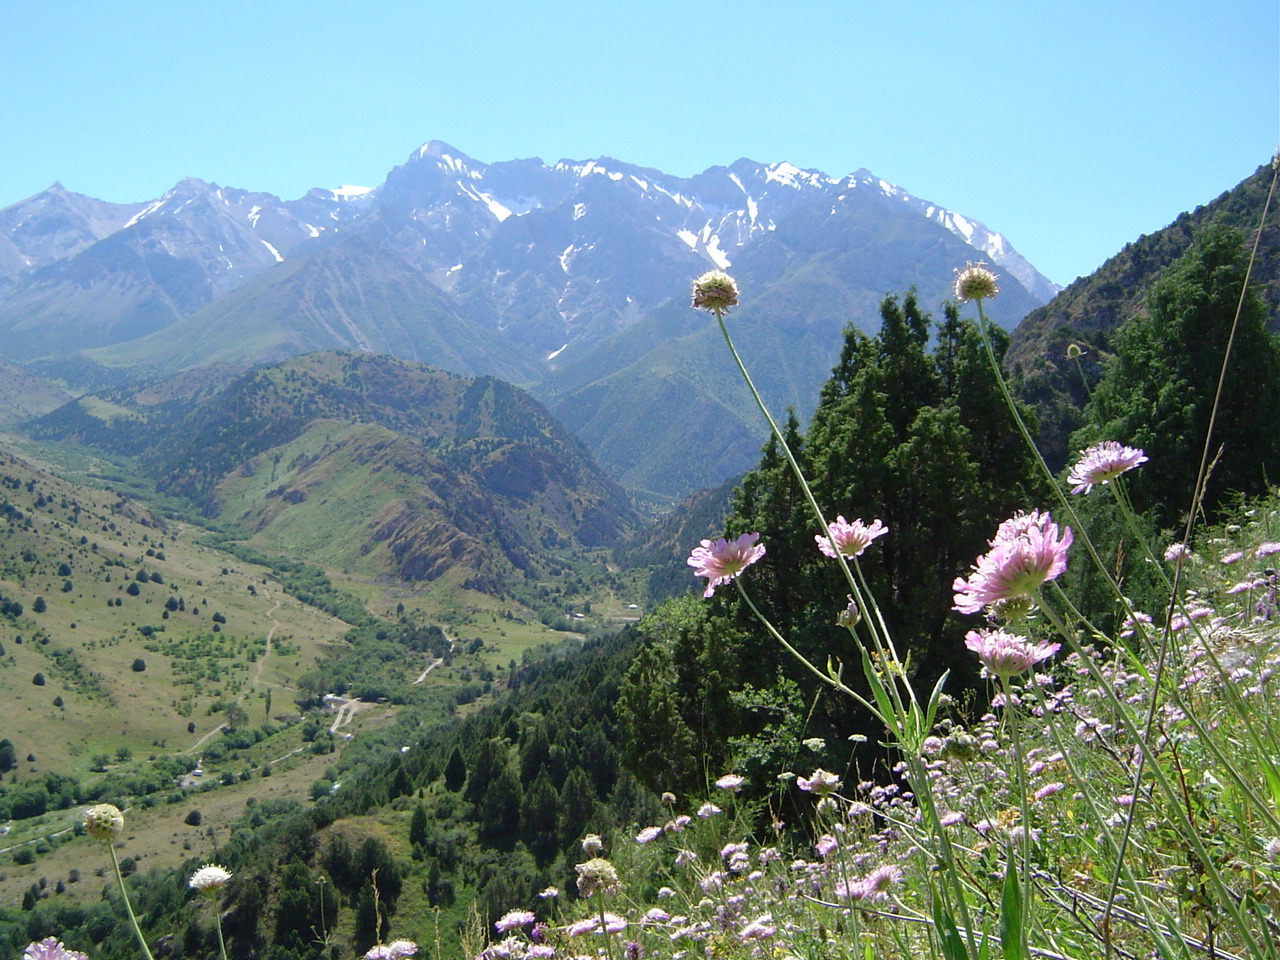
xmin=1007 ymin=161 xmax=1279 ymax=466
xmin=85 ymin=232 xmax=545 ymax=384
xmin=28 ymin=353 xmax=638 ymax=589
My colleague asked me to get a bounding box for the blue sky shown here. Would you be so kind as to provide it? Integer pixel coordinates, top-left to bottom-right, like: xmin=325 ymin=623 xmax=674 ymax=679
xmin=2 ymin=0 xmax=1275 ymax=286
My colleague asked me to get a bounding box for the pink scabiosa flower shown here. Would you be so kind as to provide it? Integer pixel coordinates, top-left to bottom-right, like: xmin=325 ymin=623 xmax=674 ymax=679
xmin=495 ymin=910 xmax=536 ymax=933
xmin=964 ymin=628 xmax=1060 ymax=679
xmin=816 ymin=516 xmax=888 ymax=559
xmin=1164 ymin=542 xmax=1192 ymax=563
xmin=365 ymin=942 xmax=418 ymax=960
xmin=574 ymin=858 xmax=621 ymax=898
xmin=1068 ymin=442 xmax=1148 ymax=494
xmin=24 ymin=940 xmax=88 ymax=960
xmin=953 ymin=511 xmax=1072 ymax=615
xmin=687 ymin=533 xmax=765 ymax=597
xmin=796 ymin=769 xmax=842 ymax=797
xmin=953 ymin=262 xmax=999 ymax=302
xmin=715 ymin=773 xmax=745 ymax=792
xmin=837 ymin=864 xmax=904 ymax=902
xmin=635 ymin=826 xmax=662 ymax=844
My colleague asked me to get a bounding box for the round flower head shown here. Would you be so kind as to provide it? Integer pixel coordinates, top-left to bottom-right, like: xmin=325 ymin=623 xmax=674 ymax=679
xmin=691 ymin=270 xmax=739 ymax=312
xmin=816 ymin=516 xmax=888 ymax=559
xmin=687 ymin=532 xmax=765 ymax=597
xmin=83 ymin=803 xmax=124 ymax=842
xmin=575 ymin=857 xmax=621 ymax=898
xmin=715 ymin=773 xmax=745 ymax=792
xmin=365 ymin=941 xmax=418 ymax=960
xmin=189 ymin=863 xmax=232 ymax=892
xmin=1068 ymin=441 xmax=1148 ymax=494
xmin=495 ymin=910 xmax=536 ymax=933
xmin=837 ymin=864 xmax=904 ymax=902
xmin=953 ymin=262 xmax=999 ymax=302
xmin=24 ymin=940 xmax=88 ymax=960
xmin=964 ymin=628 xmax=1059 ymax=679
xmin=953 ymin=510 xmax=1072 ymax=615
xmin=797 ymin=769 xmax=842 ymax=797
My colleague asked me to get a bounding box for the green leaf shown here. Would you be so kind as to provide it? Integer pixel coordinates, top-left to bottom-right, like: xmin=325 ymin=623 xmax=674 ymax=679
xmin=931 ymin=895 xmax=970 ymax=960
xmin=999 ymin=859 xmax=1026 ymax=960
xmin=924 ymin=669 xmax=950 ymax=734
xmin=859 ymin=645 xmax=897 ymax=731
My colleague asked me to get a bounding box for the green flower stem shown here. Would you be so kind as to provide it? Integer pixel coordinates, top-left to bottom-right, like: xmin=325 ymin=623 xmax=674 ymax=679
xmin=734 ymin=579 xmax=877 ymax=715
xmin=1023 ymin=679 xmax=1195 ymax=960
xmin=108 ymin=842 xmax=156 ymax=960
xmin=595 ymin=890 xmax=616 ymax=960
xmin=735 ymin=578 xmax=978 ymax=955
xmin=711 ymin=306 xmax=899 ymax=662
xmin=1001 ymin=675 xmax=1034 ymax=960
xmin=1108 ymin=480 xmax=1280 ymax=802
xmin=1052 ymin=582 xmax=1280 ymax=835
xmin=214 ymin=905 xmax=229 ymax=960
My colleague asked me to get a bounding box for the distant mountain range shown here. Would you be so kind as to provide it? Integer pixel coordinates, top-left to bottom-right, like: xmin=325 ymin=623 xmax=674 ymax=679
xmin=1 ymin=141 xmax=1058 ymax=498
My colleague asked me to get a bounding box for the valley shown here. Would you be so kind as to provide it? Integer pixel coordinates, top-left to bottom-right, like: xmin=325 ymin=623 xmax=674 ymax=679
xmin=0 ymin=422 xmax=642 ymax=916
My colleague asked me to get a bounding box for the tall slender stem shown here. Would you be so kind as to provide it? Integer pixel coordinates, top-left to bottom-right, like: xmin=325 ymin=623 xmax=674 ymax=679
xmin=108 ymin=842 xmax=156 ymax=960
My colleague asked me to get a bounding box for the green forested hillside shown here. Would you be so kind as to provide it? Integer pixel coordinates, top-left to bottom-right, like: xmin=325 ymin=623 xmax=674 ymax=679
xmin=1008 ymin=160 xmax=1279 ymax=466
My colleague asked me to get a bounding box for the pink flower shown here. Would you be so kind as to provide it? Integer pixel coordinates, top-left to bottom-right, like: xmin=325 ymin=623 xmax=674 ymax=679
xmin=964 ymin=628 xmax=1060 ymax=679
xmin=816 ymin=516 xmax=888 ymax=559
xmin=1068 ymin=442 xmax=1148 ymax=494
xmin=738 ymin=917 xmax=776 ymax=941
xmin=953 ymin=511 xmax=1072 ymax=615
xmin=24 ymin=941 xmax=87 ymax=960
xmin=365 ymin=942 xmax=417 ymax=960
xmin=635 ymin=826 xmax=662 ymax=844
xmin=796 ymin=769 xmax=842 ymax=796
xmin=687 ymin=533 xmax=765 ymax=598
xmin=837 ymin=865 xmax=904 ymax=902
xmin=715 ymin=773 xmax=745 ymax=792
xmin=1164 ymin=543 xmax=1191 ymax=562
xmin=495 ymin=910 xmax=536 ymax=933
xmin=1034 ymin=782 xmax=1065 ymax=800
